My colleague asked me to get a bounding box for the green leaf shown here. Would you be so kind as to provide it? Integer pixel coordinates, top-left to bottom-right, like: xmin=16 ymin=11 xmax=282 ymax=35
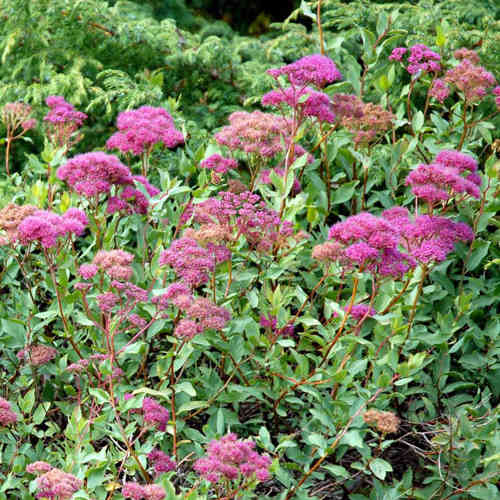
xmin=369 ymin=458 xmax=393 ymax=479
xmin=412 ymin=110 xmax=424 ymax=132
xmin=332 ymin=181 xmax=359 ymax=204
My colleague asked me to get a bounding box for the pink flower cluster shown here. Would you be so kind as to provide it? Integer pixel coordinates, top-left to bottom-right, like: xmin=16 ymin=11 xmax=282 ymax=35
xmin=44 ymin=96 xmax=87 ymax=149
xmin=122 ymin=482 xmax=165 ymax=500
xmin=147 ymin=449 xmax=176 ymax=475
xmin=453 ymin=48 xmax=480 ymax=64
xmin=159 ymin=237 xmax=217 ymax=287
xmin=389 ymin=44 xmax=441 ymax=74
xmin=194 ymin=433 xmax=272 ymax=484
xmin=1 ymin=102 xmax=36 ymax=133
xmin=0 ymin=397 xmax=17 ymax=426
xmin=142 ymin=397 xmax=169 ymax=431
xmin=58 ymin=153 xmax=159 ymax=215
xmin=429 ymin=79 xmax=450 ymax=103
xmin=27 ymin=463 xmax=82 ymax=500
xmin=406 ymin=150 xmax=481 ymax=205
xmin=17 ymin=208 xmax=88 ymax=248
xmin=443 ymin=59 xmax=497 ymax=103
xmin=57 ymin=152 xmax=132 ymax=197
xmin=106 ymin=106 xmax=184 ymax=156
xmin=347 ymin=304 xmax=376 ymax=320
xmin=326 ymin=212 xmax=415 ymax=278
xmin=183 ymin=191 xmax=294 ymax=253
xmin=382 ymin=207 xmax=474 ymax=263
xmin=261 ymin=86 xmax=335 ymax=123
xmin=200 ymin=154 xmax=238 ymax=174
xmin=83 ymin=249 xmax=134 ymax=281
xmin=494 ymin=86 xmax=500 ymax=110
xmin=215 ymin=111 xmax=309 ymax=161
xmin=267 ymin=54 xmax=342 ymax=87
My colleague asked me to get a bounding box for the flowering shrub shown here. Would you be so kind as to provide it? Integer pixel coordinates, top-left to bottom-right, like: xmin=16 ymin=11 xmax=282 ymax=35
xmin=0 ymin=2 xmax=499 ymax=500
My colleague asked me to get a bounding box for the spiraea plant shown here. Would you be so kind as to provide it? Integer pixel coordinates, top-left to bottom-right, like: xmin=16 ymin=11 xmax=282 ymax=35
xmin=0 ymin=1 xmax=499 ymax=500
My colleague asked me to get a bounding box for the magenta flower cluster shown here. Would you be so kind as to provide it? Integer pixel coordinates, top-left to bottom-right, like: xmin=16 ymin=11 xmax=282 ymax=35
xmin=159 ymin=237 xmax=217 ymax=287
xmin=26 ymin=463 xmax=82 ymax=500
xmin=193 ymin=433 xmax=272 ymax=484
xmin=267 ymin=53 xmax=342 ymax=87
xmin=106 ymin=106 xmax=184 ymax=156
xmin=44 ymin=96 xmax=87 ymax=149
xmin=382 ymin=207 xmax=474 ymax=263
xmin=200 ymin=154 xmax=238 ymax=174
xmin=214 ymin=110 xmax=309 ymax=161
xmin=327 ymin=212 xmax=415 ymax=278
xmin=44 ymin=96 xmax=87 ymax=126
xmin=0 ymin=397 xmax=17 ymax=426
xmin=18 ymin=208 xmax=88 ymax=248
xmin=185 ymin=191 xmax=294 ymax=253
xmin=122 ymin=482 xmax=166 ymax=500
xmin=57 ymin=153 xmax=160 ymax=215
xmin=147 ymin=449 xmax=176 ymax=475
xmin=262 ymin=86 xmax=335 ymax=123
xmin=347 ymin=304 xmax=377 ymax=320
xmin=406 ymin=150 xmax=481 ymax=204
xmin=389 ymin=44 xmax=441 ymax=74
xmin=142 ymin=397 xmax=169 ymax=431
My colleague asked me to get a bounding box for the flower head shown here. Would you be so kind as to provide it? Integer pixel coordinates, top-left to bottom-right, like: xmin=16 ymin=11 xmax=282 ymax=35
xmin=17 ymin=208 xmax=87 ymax=248
xmin=142 ymin=397 xmax=169 ymax=431
xmin=267 ymin=54 xmax=342 ymax=87
xmin=444 ymin=59 xmax=496 ymax=103
xmin=44 ymin=96 xmax=87 ymax=149
xmin=106 ymin=106 xmax=184 ymax=156
xmin=194 ymin=433 xmax=272 ymax=484
xmin=390 ymin=44 xmax=441 ymax=74
xmin=0 ymin=397 xmax=17 ymax=426
xmin=34 ymin=468 xmax=82 ymax=499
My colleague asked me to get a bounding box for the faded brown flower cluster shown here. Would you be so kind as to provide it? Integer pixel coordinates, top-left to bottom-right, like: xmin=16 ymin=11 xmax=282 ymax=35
xmin=363 ymin=409 xmax=400 ymax=434
xmin=0 ymin=203 xmax=38 ymax=244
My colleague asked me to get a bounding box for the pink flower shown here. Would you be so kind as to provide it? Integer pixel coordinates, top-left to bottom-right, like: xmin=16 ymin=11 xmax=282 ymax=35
xmin=57 ymin=152 xmax=132 ymax=198
xmin=444 ymin=59 xmax=496 ymax=103
xmin=44 ymin=96 xmax=87 ymax=149
xmin=147 ymin=449 xmax=176 ymax=475
xmin=262 ymin=86 xmax=335 ymax=123
xmin=106 ymin=106 xmax=184 ymax=156
xmin=347 ymin=304 xmax=376 ymax=320
xmin=79 ymin=264 xmax=98 ymax=280
xmin=388 ymin=47 xmax=407 ymax=62
xmin=267 ymin=54 xmax=342 ymax=87
xmin=200 ymin=154 xmax=238 ymax=174
xmin=214 ymin=111 xmax=311 ymax=162
xmin=186 ymin=298 xmax=231 ymax=332
xmin=327 ymin=212 xmax=415 ymax=278
xmin=142 ymin=397 xmax=169 ymax=431
xmin=35 ymin=468 xmax=82 ymax=499
xmin=26 ymin=461 xmax=53 ymax=474
xmin=381 ymin=207 xmax=474 ymax=263
xmin=122 ymin=482 xmax=146 ymax=500
xmin=0 ymin=397 xmax=17 ymax=426
xmin=194 ymin=433 xmax=271 ymax=484
xmin=159 ymin=237 xmax=215 ymax=287
xmin=17 ymin=208 xmax=88 ymax=248
xmin=429 ymin=79 xmax=450 ymax=103
xmin=92 ymin=250 xmax=134 ymax=281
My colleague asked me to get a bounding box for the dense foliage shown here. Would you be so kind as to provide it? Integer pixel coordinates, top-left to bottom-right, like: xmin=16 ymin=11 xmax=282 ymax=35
xmin=0 ymin=1 xmax=499 ymax=499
